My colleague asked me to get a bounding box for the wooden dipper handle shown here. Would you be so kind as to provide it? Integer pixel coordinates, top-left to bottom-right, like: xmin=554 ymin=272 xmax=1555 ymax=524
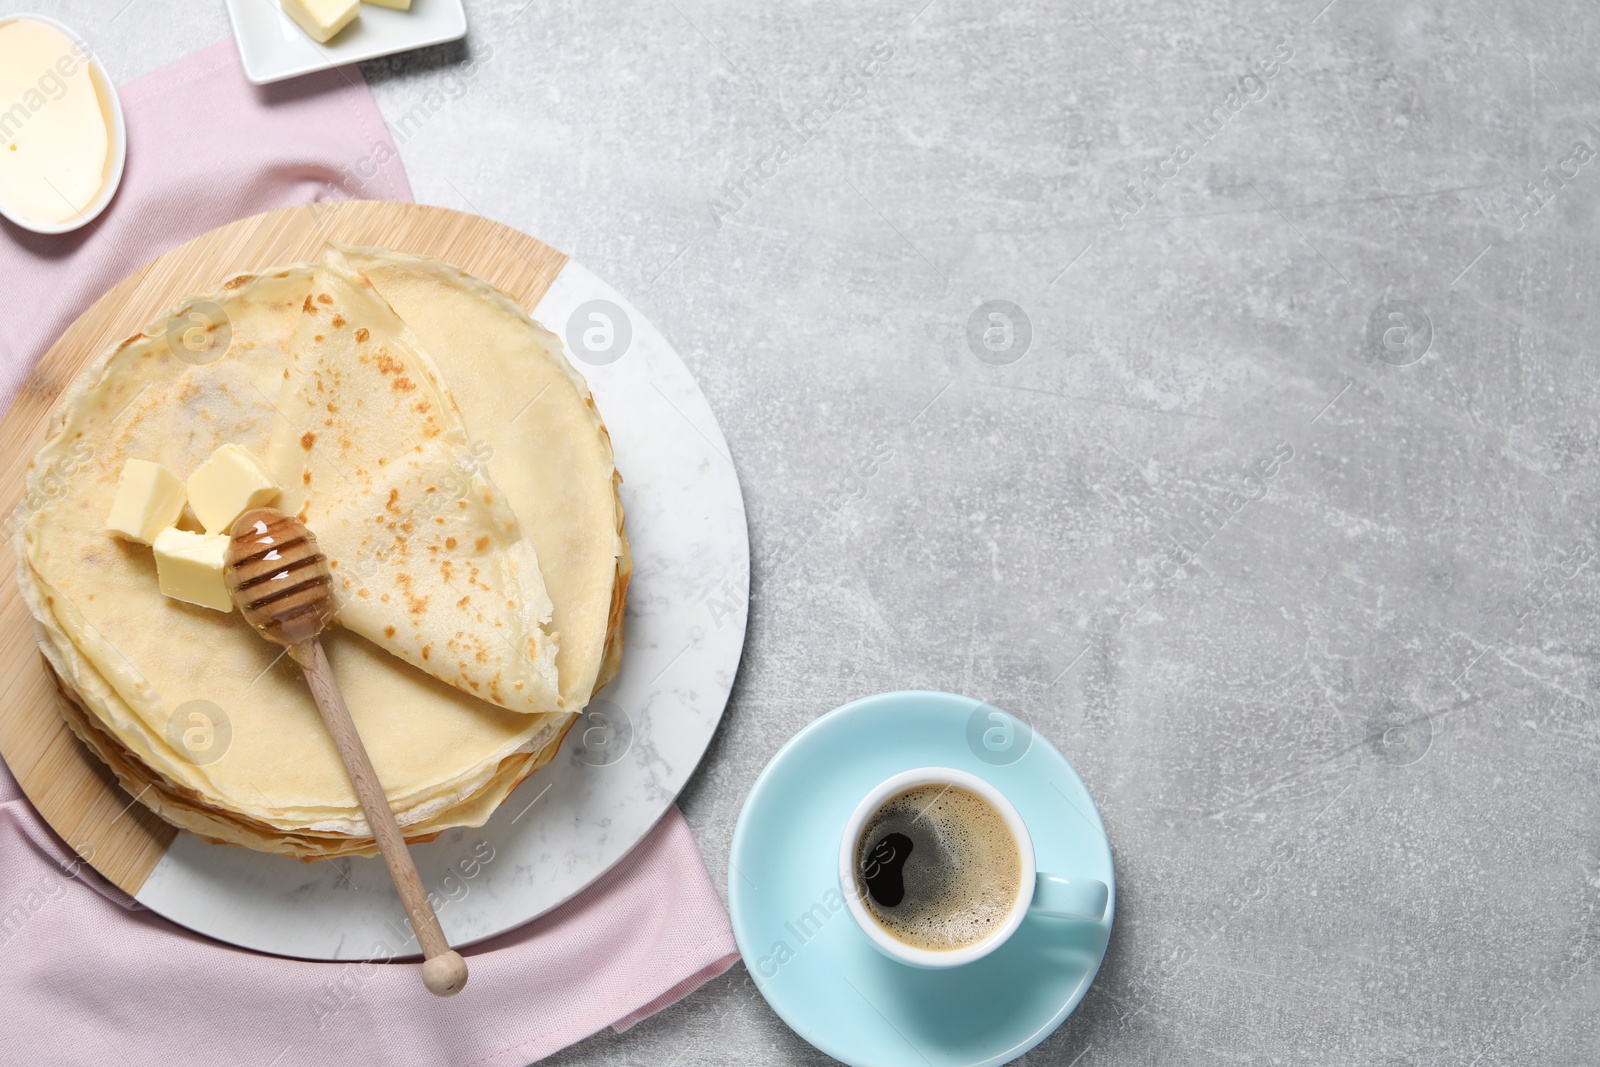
xmin=225 ymin=508 xmax=469 ymax=997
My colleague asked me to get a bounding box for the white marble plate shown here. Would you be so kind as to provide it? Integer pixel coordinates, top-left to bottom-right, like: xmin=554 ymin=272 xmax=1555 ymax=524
xmin=134 ymin=259 xmax=749 ymax=960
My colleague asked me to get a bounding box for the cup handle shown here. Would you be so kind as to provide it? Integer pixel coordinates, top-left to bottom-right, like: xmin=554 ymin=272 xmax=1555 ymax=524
xmin=1029 ymin=873 xmax=1108 ymax=922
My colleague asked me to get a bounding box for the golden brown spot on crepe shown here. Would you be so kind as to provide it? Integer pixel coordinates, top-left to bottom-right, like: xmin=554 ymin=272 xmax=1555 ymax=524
xmin=301 ymin=471 xmax=311 ymax=486
xmin=302 ymin=296 xmax=316 ymax=313
xmin=375 ymin=351 xmax=402 ymax=375
xmin=313 ymin=335 xmax=324 ymax=343
xmin=355 ymin=328 xmax=369 ymax=343
xmin=301 ymin=432 xmax=315 ymax=450
xmin=384 ymin=625 xmax=396 ymax=638
xmin=283 ymin=369 xmax=290 ymax=380
xmin=421 ymin=645 xmax=430 ymax=659
xmin=386 ymin=488 xmax=400 ymax=511
xmin=414 ymin=400 xmax=430 ymax=415
xmin=358 ymin=588 xmax=370 ymax=598
xmin=392 ymin=575 xmax=425 ymax=617
xmin=457 ymin=595 xmax=471 ymax=609
xmin=326 ymin=402 xmax=339 ymax=413
xmin=475 ymin=535 xmax=489 ymax=552
xmin=393 ymin=376 xmax=416 ymax=393
xmin=445 ymin=537 xmax=457 ymax=550
xmin=223 ymin=275 xmax=250 ymax=290
xmin=316 ymin=293 xmax=333 ymax=305
xmin=423 ymin=419 xmax=440 ymax=439
xmin=331 ymin=315 xmax=346 ymax=329
xmin=115 ymin=333 xmax=144 ymax=353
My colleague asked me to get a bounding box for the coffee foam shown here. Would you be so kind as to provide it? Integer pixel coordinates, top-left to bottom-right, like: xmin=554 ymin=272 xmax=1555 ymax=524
xmin=854 ymin=784 xmax=1022 ymax=951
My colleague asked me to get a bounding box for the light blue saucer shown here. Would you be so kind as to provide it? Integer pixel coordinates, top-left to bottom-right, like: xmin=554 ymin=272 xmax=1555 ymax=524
xmin=729 ymin=691 xmax=1115 ymax=1067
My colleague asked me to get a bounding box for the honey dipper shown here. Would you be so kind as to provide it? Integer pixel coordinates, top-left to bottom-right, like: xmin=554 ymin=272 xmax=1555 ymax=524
xmin=224 ymin=507 xmax=469 ymax=997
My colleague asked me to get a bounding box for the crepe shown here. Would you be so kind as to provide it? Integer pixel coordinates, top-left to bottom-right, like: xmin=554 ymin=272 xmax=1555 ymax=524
xmin=265 ymin=254 xmax=561 ymax=715
xmin=16 ymin=247 xmax=628 ymax=857
xmin=337 ymin=246 xmax=630 ymax=706
xmin=46 ymin=660 xmax=575 ymax=859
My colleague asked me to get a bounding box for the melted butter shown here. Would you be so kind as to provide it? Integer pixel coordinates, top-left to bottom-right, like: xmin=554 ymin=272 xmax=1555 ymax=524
xmin=0 ymin=19 xmax=110 ymax=226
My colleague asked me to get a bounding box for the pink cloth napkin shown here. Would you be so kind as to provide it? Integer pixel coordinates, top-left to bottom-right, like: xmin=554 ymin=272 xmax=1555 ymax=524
xmin=0 ymin=39 xmax=737 ymax=1066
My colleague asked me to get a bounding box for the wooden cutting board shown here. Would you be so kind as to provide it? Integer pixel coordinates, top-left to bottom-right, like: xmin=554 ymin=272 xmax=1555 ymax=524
xmin=0 ymin=201 xmax=567 ymax=895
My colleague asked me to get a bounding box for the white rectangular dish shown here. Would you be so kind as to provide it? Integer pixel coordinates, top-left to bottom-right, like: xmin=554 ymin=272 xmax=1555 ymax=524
xmin=224 ymin=0 xmax=467 ymax=86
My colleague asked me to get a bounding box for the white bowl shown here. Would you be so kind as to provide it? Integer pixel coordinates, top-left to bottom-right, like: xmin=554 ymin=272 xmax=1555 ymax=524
xmin=0 ymin=14 xmax=127 ymax=235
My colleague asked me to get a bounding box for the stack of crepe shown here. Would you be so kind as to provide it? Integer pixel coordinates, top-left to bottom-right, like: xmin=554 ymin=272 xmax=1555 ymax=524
xmin=15 ymin=246 xmax=630 ymax=859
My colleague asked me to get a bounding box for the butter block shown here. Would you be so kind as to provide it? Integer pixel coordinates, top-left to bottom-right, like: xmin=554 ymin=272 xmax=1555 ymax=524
xmin=106 ymin=460 xmax=187 ymax=545
xmin=187 ymin=444 xmax=281 ymax=534
xmin=363 ymin=0 xmax=412 ymax=8
xmin=281 ymin=0 xmax=360 ymax=43
xmin=152 ymin=528 xmax=233 ymax=613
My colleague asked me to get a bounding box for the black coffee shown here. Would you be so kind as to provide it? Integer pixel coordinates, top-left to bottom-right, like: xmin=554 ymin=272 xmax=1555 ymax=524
xmin=853 ymin=784 xmax=1022 ymax=951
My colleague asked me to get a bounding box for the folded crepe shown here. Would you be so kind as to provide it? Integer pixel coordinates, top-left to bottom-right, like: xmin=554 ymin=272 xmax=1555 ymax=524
xmin=265 ymin=253 xmax=561 ymax=715
xmin=17 ymin=246 xmax=628 ymax=857
xmin=336 ymin=245 xmax=629 ymax=707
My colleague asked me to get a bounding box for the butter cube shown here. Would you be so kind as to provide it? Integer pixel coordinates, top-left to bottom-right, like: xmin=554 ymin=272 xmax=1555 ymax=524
xmin=106 ymin=460 xmax=187 ymax=545
xmin=281 ymin=0 xmax=360 ymax=43
xmin=152 ymin=529 xmax=233 ymax=613
xmin=364 ymin=0 xmax=412 ymax=8
xmin=187 ymin=444 xmax=281 ymax=534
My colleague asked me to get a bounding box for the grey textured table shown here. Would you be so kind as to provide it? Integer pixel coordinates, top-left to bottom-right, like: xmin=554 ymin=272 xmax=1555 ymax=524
xmin=38 ymin=0 xmax=1600 ymax=1062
